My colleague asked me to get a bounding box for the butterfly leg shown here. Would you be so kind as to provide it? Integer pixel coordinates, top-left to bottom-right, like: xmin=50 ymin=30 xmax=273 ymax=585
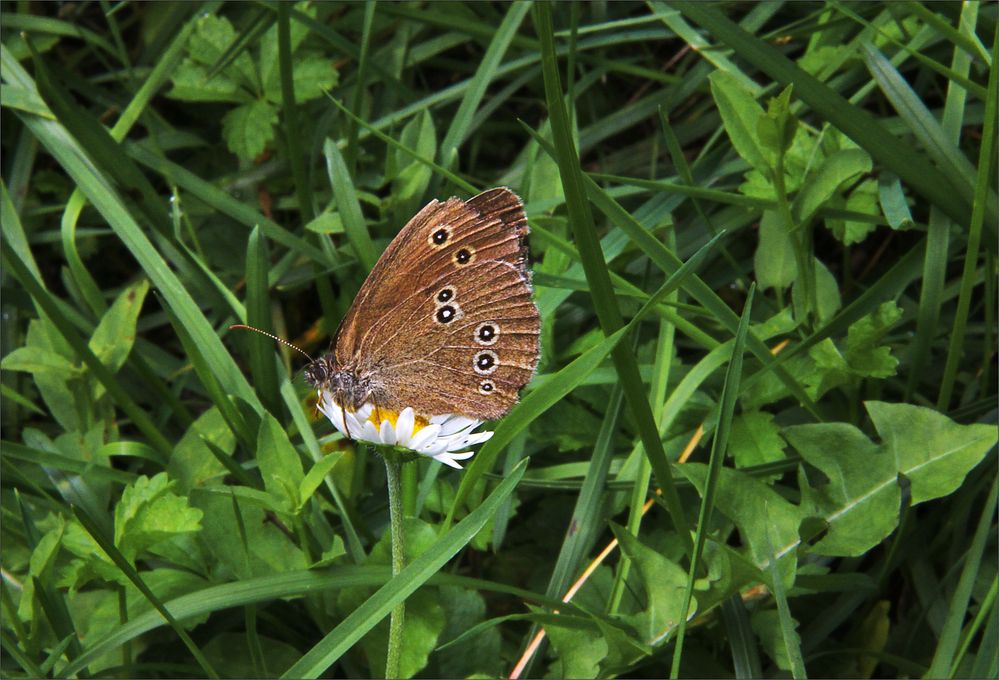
xmin=340 ymin=403 xmax=352 ymax=440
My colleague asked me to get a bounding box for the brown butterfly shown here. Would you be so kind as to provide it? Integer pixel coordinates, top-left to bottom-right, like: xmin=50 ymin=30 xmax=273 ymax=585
xmin=304 ymin=187 xmax=540 ymax=427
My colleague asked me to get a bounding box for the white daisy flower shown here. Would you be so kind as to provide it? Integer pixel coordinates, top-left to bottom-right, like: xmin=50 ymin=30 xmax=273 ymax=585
xmin=315 ymin=393 xmax=493 ymax=469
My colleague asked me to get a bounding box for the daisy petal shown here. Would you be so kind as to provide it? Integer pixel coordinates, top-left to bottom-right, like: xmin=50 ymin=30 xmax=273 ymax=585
xmin=361 ymin=419 xmax=380 ymax=444
xmin=408 ymin=423 xmax=441 ymax=451
xmin=433 ymin=450 xmax=475 ymax=469
xmin=395 ymin=408 xmax=416 ymax=447
xmin=439 ymin=415 xmax=480 ymax=436
xmin=379 ymin=418 xmax=396 ymax=446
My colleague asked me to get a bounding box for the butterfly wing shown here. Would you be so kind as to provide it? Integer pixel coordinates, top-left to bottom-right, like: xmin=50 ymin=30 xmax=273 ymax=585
xmin=334 ymin=188 xmax=540 ymax=420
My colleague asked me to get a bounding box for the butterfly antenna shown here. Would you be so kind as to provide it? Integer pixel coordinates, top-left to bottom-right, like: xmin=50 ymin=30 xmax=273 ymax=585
xmin=229 ymin=324 xmax=315 ymax=362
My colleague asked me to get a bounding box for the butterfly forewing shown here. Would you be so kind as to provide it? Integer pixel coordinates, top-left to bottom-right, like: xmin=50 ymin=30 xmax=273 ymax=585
xmin=332 ymin=188 xmax=540 ymax=421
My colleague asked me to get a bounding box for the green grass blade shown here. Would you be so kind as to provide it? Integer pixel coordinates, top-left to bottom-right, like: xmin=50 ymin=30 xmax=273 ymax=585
xmin=446 ymin=228 xmax=722 ymax=530
xmin=671 ymin=285 xmax=755 ymax=678
xmin=534 ymin=0 xmax=690 ymax=551
xmin=938 ymin=27 xmax=998 ymax=409
xmin=244 ymin=225 xmax=282 ymax=415
xmin=278 ymin=1 xmax=315 ymax=225
xmin=721 ymin=595 xmax=763 ymax=678
xmin=436 ymin=1 xmax=532 ymax=173
xmin=281 ymin=459 xmax=528 ymax=679
xmin=928 ymin=474 xmax=999 ymax=678
xmin=323 ymin=138 xmax=378 ymax=270
xmin=1 ymin=239 xmax=174 ymax=458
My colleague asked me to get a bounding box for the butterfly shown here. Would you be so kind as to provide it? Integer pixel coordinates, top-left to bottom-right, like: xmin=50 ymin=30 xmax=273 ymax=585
xmin=304 ymin=187 xmax=541 ymax=430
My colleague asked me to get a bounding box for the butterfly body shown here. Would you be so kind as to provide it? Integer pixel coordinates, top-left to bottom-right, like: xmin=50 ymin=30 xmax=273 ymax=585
xmin=306 ymin=187 xmax=540 ymax=423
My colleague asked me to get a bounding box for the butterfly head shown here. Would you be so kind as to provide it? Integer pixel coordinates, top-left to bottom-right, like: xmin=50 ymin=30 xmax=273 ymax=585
xmin=305 ymin=356 xmax=372 ymax=411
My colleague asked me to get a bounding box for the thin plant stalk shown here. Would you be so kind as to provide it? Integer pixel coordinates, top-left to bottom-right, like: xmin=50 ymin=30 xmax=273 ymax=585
xmin=383 ymin=452 xmax=406 ymax=679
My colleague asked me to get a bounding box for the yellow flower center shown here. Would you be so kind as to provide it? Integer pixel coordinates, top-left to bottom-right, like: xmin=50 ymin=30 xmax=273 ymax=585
xmin=366 ymin=408 xmax=430 ymax=434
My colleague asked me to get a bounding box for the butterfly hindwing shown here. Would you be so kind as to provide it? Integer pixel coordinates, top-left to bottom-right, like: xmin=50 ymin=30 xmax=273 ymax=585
xmin=333 ymin=188 xmax=539 ymax=420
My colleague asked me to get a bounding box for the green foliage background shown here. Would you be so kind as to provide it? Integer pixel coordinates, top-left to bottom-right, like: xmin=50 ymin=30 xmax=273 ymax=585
xmin=1 ymin=2 xmax=997 ymax=678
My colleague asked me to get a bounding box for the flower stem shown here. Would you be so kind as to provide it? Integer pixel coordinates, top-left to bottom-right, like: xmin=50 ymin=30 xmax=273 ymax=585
xmin=383 ymin=452 xmax=405 ymax=679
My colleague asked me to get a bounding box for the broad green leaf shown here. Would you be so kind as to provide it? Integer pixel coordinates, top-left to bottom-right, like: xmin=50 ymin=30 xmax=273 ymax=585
xmin=88 ymin=279 xmax=148 ymax=373
xmin=22 ymin=319 xmax=80 ymax=431
xmin=114 ymin=473 xmax=203 ymax=563
xmin=792 ymin=257 xmax=841 ymax=325
xmin=17 ymin=517 xmax=65 ymax=622
xmin=435 ymin=586 xmax=502 ymax=678
xmin=786 ymin=423 xmax=900 ymax=556
xmin=167 ymin=60 xmax=245 ymax=103
xmin=281 ymin=460 xmax=527 ymax=678
xmin=751 ymin=609 xmax=801 ymax=672
xmin=680 ymin=464 xmax=801 ymax=586
xmin=754 ymin=209 xmax=796 ymax=290
xmin=545 ymin=617 xmax=607 ymax=679
xmin=222 ymin=99 xmax=278 ymax=161
xmin=191 ymin=488 xmax=307 ymax=579
xmin=612 ymin=524 xmax=695 ymax=643
xmin=391 ymin=109 xmax=437 ymax=222
xmin=286 ymin=54 xmax=338 ymax=104
xmin=204 ymin=632 xmax=302 ymax=679
xmin=729 ymin=410 xmax=787 ymax=473
xmin=709 ymin=70 xmax=768 ymax=172
xmin=867 ymin=401 xmax=998 ymax=505
xmin=167 ymin=407 xmax=235 ymax=493
xmin=255 ymin=413 xmax=305 ymax=512
xmin=825 ymin=178 xmax=879 ymax=244
xmin=792 ymin=149 xmax=872 ymax=225
xmin=1 ymin=346 xmax=80 ymax=376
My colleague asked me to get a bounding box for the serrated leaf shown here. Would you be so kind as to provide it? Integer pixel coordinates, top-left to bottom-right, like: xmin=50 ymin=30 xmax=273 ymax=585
xmin=294 ymin=55 xmax=338 ymax=104
xmin=757 ymin=84 xmax=795 ymax=158
xmin=825 ymin=178 xmax=880 ymax=245
xmin=867 ymin=401 xmax=998 ymax=505
xmin=729 ymin=410 xmax=787 ymax=472
xmin=222 ymin=99 xmax=277 ymax=162
xmin=256 ymin=413 xmax=304 ymax=512
xmin=545 ymin=618 xmax=607 ymax=679
xmin=114 ymin=473 xmax=203 ymax=562
xmin=187 ymin=13 xmax=257 ymax=91
xmin=806 ymin=301 xmax=900 ymax=398
xmin=167 ymin=60 xmax=246 ymax=103
xmin=89 ymin=279 xmax=148 ymax=373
